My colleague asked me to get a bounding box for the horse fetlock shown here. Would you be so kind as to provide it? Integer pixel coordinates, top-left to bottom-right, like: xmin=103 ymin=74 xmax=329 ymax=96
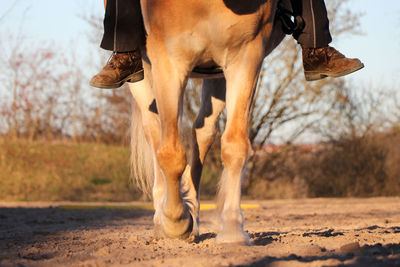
xmin=160 ymin=208 xmax=193 ymax=239
xmin=184 ymin=200 xmax=200 ymax=240
xmin=221 ymin=210 xmax=244 ymax=226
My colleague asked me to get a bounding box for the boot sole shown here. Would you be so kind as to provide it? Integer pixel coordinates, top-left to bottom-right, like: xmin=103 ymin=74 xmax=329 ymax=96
xmin=304 ymin=63 xmax=364 ymax=82
xmin=89 ymin=70 xmax=144 ymax=89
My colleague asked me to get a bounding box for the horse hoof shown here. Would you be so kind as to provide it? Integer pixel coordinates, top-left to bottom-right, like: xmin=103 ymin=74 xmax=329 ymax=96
xmin=216 ymin=230 xmax=251 ymax=245
xmin=160 ymin=211 xmax=194 ymax=240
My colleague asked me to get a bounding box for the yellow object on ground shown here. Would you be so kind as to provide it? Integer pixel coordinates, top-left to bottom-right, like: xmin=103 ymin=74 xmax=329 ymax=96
xmin=59 ymin=203 xmax=261 ymax=211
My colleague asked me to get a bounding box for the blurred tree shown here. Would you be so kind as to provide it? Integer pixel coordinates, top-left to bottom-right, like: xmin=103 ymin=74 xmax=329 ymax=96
xmin=0 ymin=5 xmax=133 ymax=144
xmin=248 ymin=0 xmax=363 ymax=145
xmin=79 ymin=0 xmax=363 ymax=147
xmin=80 ymin=10 xmax=133 ymax=144
xmin=0 ymin=34 xmax=71 ymax=140
xmin=243 ymin=0 xmax=364 ymax=189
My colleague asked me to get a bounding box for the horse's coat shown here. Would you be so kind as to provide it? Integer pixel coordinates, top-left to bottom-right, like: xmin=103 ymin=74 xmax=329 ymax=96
xmin=129 ymin=0 xmax=287 ymax=244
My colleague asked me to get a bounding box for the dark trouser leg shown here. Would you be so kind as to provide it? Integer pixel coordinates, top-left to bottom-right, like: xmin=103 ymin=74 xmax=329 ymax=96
xmin=296 ymin=0 xmax=363 ymax=82
xmin=293 ymin=0 xmax=332 ymax=48
xmin=100 ymin=0 xmax=144 ymax=52
xmin=90 ymin=0 xmax=144 ymax=88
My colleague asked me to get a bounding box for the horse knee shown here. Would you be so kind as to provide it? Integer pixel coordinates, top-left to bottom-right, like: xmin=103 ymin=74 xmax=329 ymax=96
xmin=221 ymin=132 xmax=252 ymax=167
xmin=157 ymin=140 xmax=187 ymax=178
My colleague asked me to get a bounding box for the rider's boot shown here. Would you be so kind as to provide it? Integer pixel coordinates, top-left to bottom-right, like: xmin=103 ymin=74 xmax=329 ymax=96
xmin=90 ymin=51 xmax=144 ymax=89
xmin=302 ymin=45 xmax=364 ymax=81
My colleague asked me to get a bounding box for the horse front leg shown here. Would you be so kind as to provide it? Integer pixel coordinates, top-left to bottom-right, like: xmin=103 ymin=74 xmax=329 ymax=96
xmin=216 ymin=40 xmax=264 ymax=245
xmin=148 ymin=54 xmax=194 ymax=239
xmin=181 ymin=78 xmax=226 ymax=240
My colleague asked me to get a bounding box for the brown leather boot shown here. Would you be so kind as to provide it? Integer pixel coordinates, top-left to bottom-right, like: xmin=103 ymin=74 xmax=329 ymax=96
xmin=302 ymin=45 xmax=364 ymax=81
xmin=90 ymin=51 xmax=144 ymax=89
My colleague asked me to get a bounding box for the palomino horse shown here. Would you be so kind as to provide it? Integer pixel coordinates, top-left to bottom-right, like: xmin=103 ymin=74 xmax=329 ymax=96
xmin=129 ymin=0 xmax=288 ymax=244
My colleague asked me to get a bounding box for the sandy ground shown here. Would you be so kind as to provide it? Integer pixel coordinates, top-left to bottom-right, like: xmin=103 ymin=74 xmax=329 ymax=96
xmin=0 ymin=198 xmax=400 ymax=267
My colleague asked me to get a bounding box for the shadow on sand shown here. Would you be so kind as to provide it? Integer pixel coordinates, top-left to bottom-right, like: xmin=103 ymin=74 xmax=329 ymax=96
xmin=239 ymin=230 xmax=400 ymax=267
xmin=0 ymin=206 xmax=153 ymax=261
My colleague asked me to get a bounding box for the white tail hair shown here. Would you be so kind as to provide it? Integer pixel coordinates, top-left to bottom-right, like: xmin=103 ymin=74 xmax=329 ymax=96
xmin=130 ymin=99 xmax=154 ymax=198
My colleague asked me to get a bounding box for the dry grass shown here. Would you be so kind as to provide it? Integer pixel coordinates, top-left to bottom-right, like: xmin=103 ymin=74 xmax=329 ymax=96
xmin=0 ymin=139 xmax=142 ymax=201
xmin=1 ymin=130 xmax=399 ymax=202
xmin=245 ymin=131 xmax=400 ymax=199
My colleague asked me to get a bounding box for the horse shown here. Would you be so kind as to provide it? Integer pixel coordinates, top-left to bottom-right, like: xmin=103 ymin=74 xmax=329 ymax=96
xmin=128 ymin=0 xmax=288 ymax=245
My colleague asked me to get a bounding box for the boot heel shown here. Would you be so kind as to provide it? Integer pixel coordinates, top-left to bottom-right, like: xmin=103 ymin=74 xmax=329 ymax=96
xmin=304 ymin=72 xmax=327 ymax=81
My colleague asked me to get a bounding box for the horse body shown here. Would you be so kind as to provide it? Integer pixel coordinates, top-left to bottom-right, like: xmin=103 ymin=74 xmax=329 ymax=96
xmin=142 ymin=0 xmax=282 ymax=71
xmin=129 ymin=0 xmax=286 ymax=244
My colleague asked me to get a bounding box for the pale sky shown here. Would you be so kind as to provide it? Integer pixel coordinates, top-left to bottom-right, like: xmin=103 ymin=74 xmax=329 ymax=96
xmin=333 ymin=0 xmax=400 ymax=89
xmin=0 ymin=0 xmax=399 ymax=89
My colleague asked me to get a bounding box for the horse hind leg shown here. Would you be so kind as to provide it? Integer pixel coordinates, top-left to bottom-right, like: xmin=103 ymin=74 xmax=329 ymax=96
xmin=128 ymin=62 xmax=166 ymax=237
xmin=216 ymin=40 xmax=264 ymax=245
xmin=180 ymin=78 xmax=226 ymax=240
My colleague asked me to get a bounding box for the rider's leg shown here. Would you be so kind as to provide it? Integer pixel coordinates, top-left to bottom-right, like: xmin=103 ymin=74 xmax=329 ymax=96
xmin=293 ymin=0 xmax=364 ymax=81
xmin=90 ymin=0 xmax=145 ymax=88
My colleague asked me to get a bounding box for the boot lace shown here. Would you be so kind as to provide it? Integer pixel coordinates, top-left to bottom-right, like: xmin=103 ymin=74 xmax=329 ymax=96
xmin=105 ymin=52 xmax=134 ymax=70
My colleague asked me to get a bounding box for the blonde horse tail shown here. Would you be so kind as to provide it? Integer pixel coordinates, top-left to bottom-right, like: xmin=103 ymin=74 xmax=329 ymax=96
xmin=130 ymin=99 xmax=154 ymax=199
